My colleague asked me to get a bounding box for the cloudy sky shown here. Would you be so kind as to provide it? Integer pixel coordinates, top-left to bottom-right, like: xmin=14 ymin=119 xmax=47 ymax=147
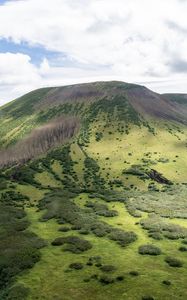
xmin=0 ymin=0 xmax=187 ymax=104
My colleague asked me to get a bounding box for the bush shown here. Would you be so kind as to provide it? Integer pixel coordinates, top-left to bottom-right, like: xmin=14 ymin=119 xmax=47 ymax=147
xmin=129 ymin=271 xmax=139 ymax=276
xmin=179 ymin=246 xmax=187 ymax=252
xmin=108 ymin=229 xmax=137 ymax=247
xmin=116 ymin=275 xmax=124 ymax=281
xmin=162 ymin=280 xmax=171 ymax=286
xmin=100 ymin=265 xmax=116 ymax=272
xmin=58 ymin=226 xmax=71 ymax=232
xmin=51 ymin=236 xmax=92 ymax=253
xmin=142 ymin=296 xmax=154 ymax=300
xmin=69 ymin=263 xmax=84 ymax=270
xmin=138 ymin=244 xmax=161 ymax=256
xmin=99 ymin=275 xmax=114 ymax=284
xmin=165 ymin=256 xmax=183 ymax=267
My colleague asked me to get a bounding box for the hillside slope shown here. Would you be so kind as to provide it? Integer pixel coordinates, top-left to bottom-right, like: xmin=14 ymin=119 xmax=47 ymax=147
xmin=0 ymin=81 xmax=187 ymax=300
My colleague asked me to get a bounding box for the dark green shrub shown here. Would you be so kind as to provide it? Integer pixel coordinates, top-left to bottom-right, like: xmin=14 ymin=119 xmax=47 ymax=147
xmin=138 ymin=244 xmax=161 ymax=256
xmin=116 ymin=275 xmax=124 ymax=281
xmin=99 ymin=275 xmax=114 ymax=284
xmin=51 ymin=236 xmax=92 ymax=253
xmin=108 ymin=229 xmax=137 ymax=247
xmin=142 ymin=296 xmax=154 ymax=300
xmin=129 ymin=271 xmax=139 ymax=276
xmin=179 ymin=246 xmax=187 ymax=252
xmin=69 ymin=263 xmax=84 ymax=270
xmin=165 ymin=256 xmax=183 ymax=267
xmin=58 ymin=226 xmax=71 ymax=232
xmin=162 ymin=280 xmax=171 ymax=286
xmin=100 ymin=265 xmax=116 ymax=272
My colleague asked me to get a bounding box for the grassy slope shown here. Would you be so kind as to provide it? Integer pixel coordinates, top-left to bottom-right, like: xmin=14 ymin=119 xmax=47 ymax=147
xmin=11 ymin=120 xmax=187 ymax=300
xmin=1 ymin=82 xmax=187 ymax=299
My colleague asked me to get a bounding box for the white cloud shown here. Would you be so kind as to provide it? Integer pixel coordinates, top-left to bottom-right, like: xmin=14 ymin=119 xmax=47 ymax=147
xmin=1 ymin=0 xmax=187 ymax=103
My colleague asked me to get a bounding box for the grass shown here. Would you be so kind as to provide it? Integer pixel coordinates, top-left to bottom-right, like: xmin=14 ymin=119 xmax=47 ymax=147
xmin=15 ymin=191 xmax=187 ymax=300
xmin=1 ymin=83 xmax=187 ymax=299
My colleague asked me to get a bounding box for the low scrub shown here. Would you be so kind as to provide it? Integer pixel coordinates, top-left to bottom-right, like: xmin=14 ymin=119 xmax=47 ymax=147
xmin=165 ymin=256 xmax=183 ymax=267
xmin=138 ymin=244 xmax=161 ymax=256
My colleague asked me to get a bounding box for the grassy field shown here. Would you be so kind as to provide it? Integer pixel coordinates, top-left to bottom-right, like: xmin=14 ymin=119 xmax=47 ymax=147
xmin=8 ymin=121 xmax=186 ymax=300
xmin=1 ymin=82 xmax=187 ymax=299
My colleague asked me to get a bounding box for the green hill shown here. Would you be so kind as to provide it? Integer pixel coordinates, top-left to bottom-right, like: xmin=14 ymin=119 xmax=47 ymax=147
xmin=0 ymin=81 xmax=187 ymax=300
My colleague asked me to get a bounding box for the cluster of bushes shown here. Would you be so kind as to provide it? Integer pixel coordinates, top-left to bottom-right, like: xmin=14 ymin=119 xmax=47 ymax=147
xmin=140 ymin=214 xmax=187 ymax=241
xmin=39 ymin=191 xmax=137 ymax=248
xmin=108 ymin=228 xmax=137 ymax=247
xmin=123 ymin=165 xmax=148 ymax=179
xmin=1 ymin=191 xmax=29 ymax=207
xmin=7 ymin=165 xmax=39 ymax=186
xmin=0 ymin=203 xmax=45 ymax=298
xmin=138 ymin=244 xmax=161 ymax=256
xmin=85 ymin=201 xmax=118 ymax=217
xmin=165 ymin=256 xmax=183 ymax=268
xmin=48 ymin=145 xmax=78 ymax=189
xmin=51 ymin=236 xmax=92 ymax=253
xmin=95 ymin=132 xmax=103 ymax=142
xmin=84 ymin=156 xmax=105 ymax=189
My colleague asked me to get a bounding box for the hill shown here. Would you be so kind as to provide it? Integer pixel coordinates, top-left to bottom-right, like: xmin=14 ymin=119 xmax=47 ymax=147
xmin=0 ymin=81 xmax=187 ymax=300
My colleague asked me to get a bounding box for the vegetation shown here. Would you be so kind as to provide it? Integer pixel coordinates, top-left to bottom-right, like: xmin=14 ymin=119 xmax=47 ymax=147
xmin=0 ymin=81 xmax=187 ymax=299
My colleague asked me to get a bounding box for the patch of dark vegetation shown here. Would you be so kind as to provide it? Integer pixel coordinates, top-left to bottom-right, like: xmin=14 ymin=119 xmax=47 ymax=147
xmin=48 ymin=145 xmax=78 ymax=189
xmin=58 ymin=226 xmax=71 ymax=232
xmin=99 ymin=275 xmax=115 ymax=285
xmin=108 ymin=228 xmax=137 ymax=247
xmin=95 ymin=132 xmax=103 ymax=142
xmin=85 ymin=201 xmax=118 ymax=217
xmin=123 ymin=165 xmax=172 ymax=185
xmin=84 ymin=156 xmax=105 ymax=189
xmin=69 ymin=262 xmax=84 ymax=270
xmin=138 ymin=244 xmax=161 ymax=256
xmin=162 ymin=280 xmax=171 ymax=286
xmin=116 ymin=275 xmax=125 ymax=281
xmin=142 ymin=296 xmax=155 ymax=300
xmin=178 ymin=246 xmax=187 ymax=252
xmin=51 ymin=236 xmax=92 ymax=253
xmin=100 ymin=265 xmax=116 ymax=272
xmin=0 ymin=203 xmax=45 ymax=298
xmin=1 ymin=191 xmax=29 ymax=207
xmin=7 ymin=165 xmax=40 ymax=186
xmin=39 ymin=190 xmax=137 ymax=248
xmin=165 ymin=256 xmax=183 ymax=268
xmin=129 ymin=271 xmax=139 ymax=276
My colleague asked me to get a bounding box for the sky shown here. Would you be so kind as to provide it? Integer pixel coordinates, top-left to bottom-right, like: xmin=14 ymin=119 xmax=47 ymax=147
xmin=1 ymin=0 xmax=187 ymax=104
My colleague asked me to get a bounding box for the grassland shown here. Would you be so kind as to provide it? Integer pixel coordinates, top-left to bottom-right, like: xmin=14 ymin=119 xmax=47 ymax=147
xmin=1 ymin=82 xmax=187 ymax=300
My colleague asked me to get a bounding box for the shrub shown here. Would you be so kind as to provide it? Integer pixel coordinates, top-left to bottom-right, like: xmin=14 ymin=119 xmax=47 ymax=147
xmin=162 ymin=280 xmax=171 ymax=286
xmin=69 ymin=263 xmax=84 ymax=270
xmin=108 ymin=229 xmax=137 ymax=247
xmin=51 ymin=236 xmax=92 ymax=253
xmin=142 ymin=296 xmax=154 ymax=300
xmin=179 ymin=246 xmax=187 ymax=252
xmin=165 ymin=256 xmax=183 ymax=267
xmin=116 ymin=275 xmax=124 ymax=281
xmin=58 ymin=226 xmax=71 ymax=232
xmin=138 ymin=244 xmax=161 ymax=256
xmin=99 ymin=275 xmax=114 ymax=284
xmin=100 ymin=265 xmax=116 ymax=272
xmin=129 ymin=271 xmax=139 ymax=276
